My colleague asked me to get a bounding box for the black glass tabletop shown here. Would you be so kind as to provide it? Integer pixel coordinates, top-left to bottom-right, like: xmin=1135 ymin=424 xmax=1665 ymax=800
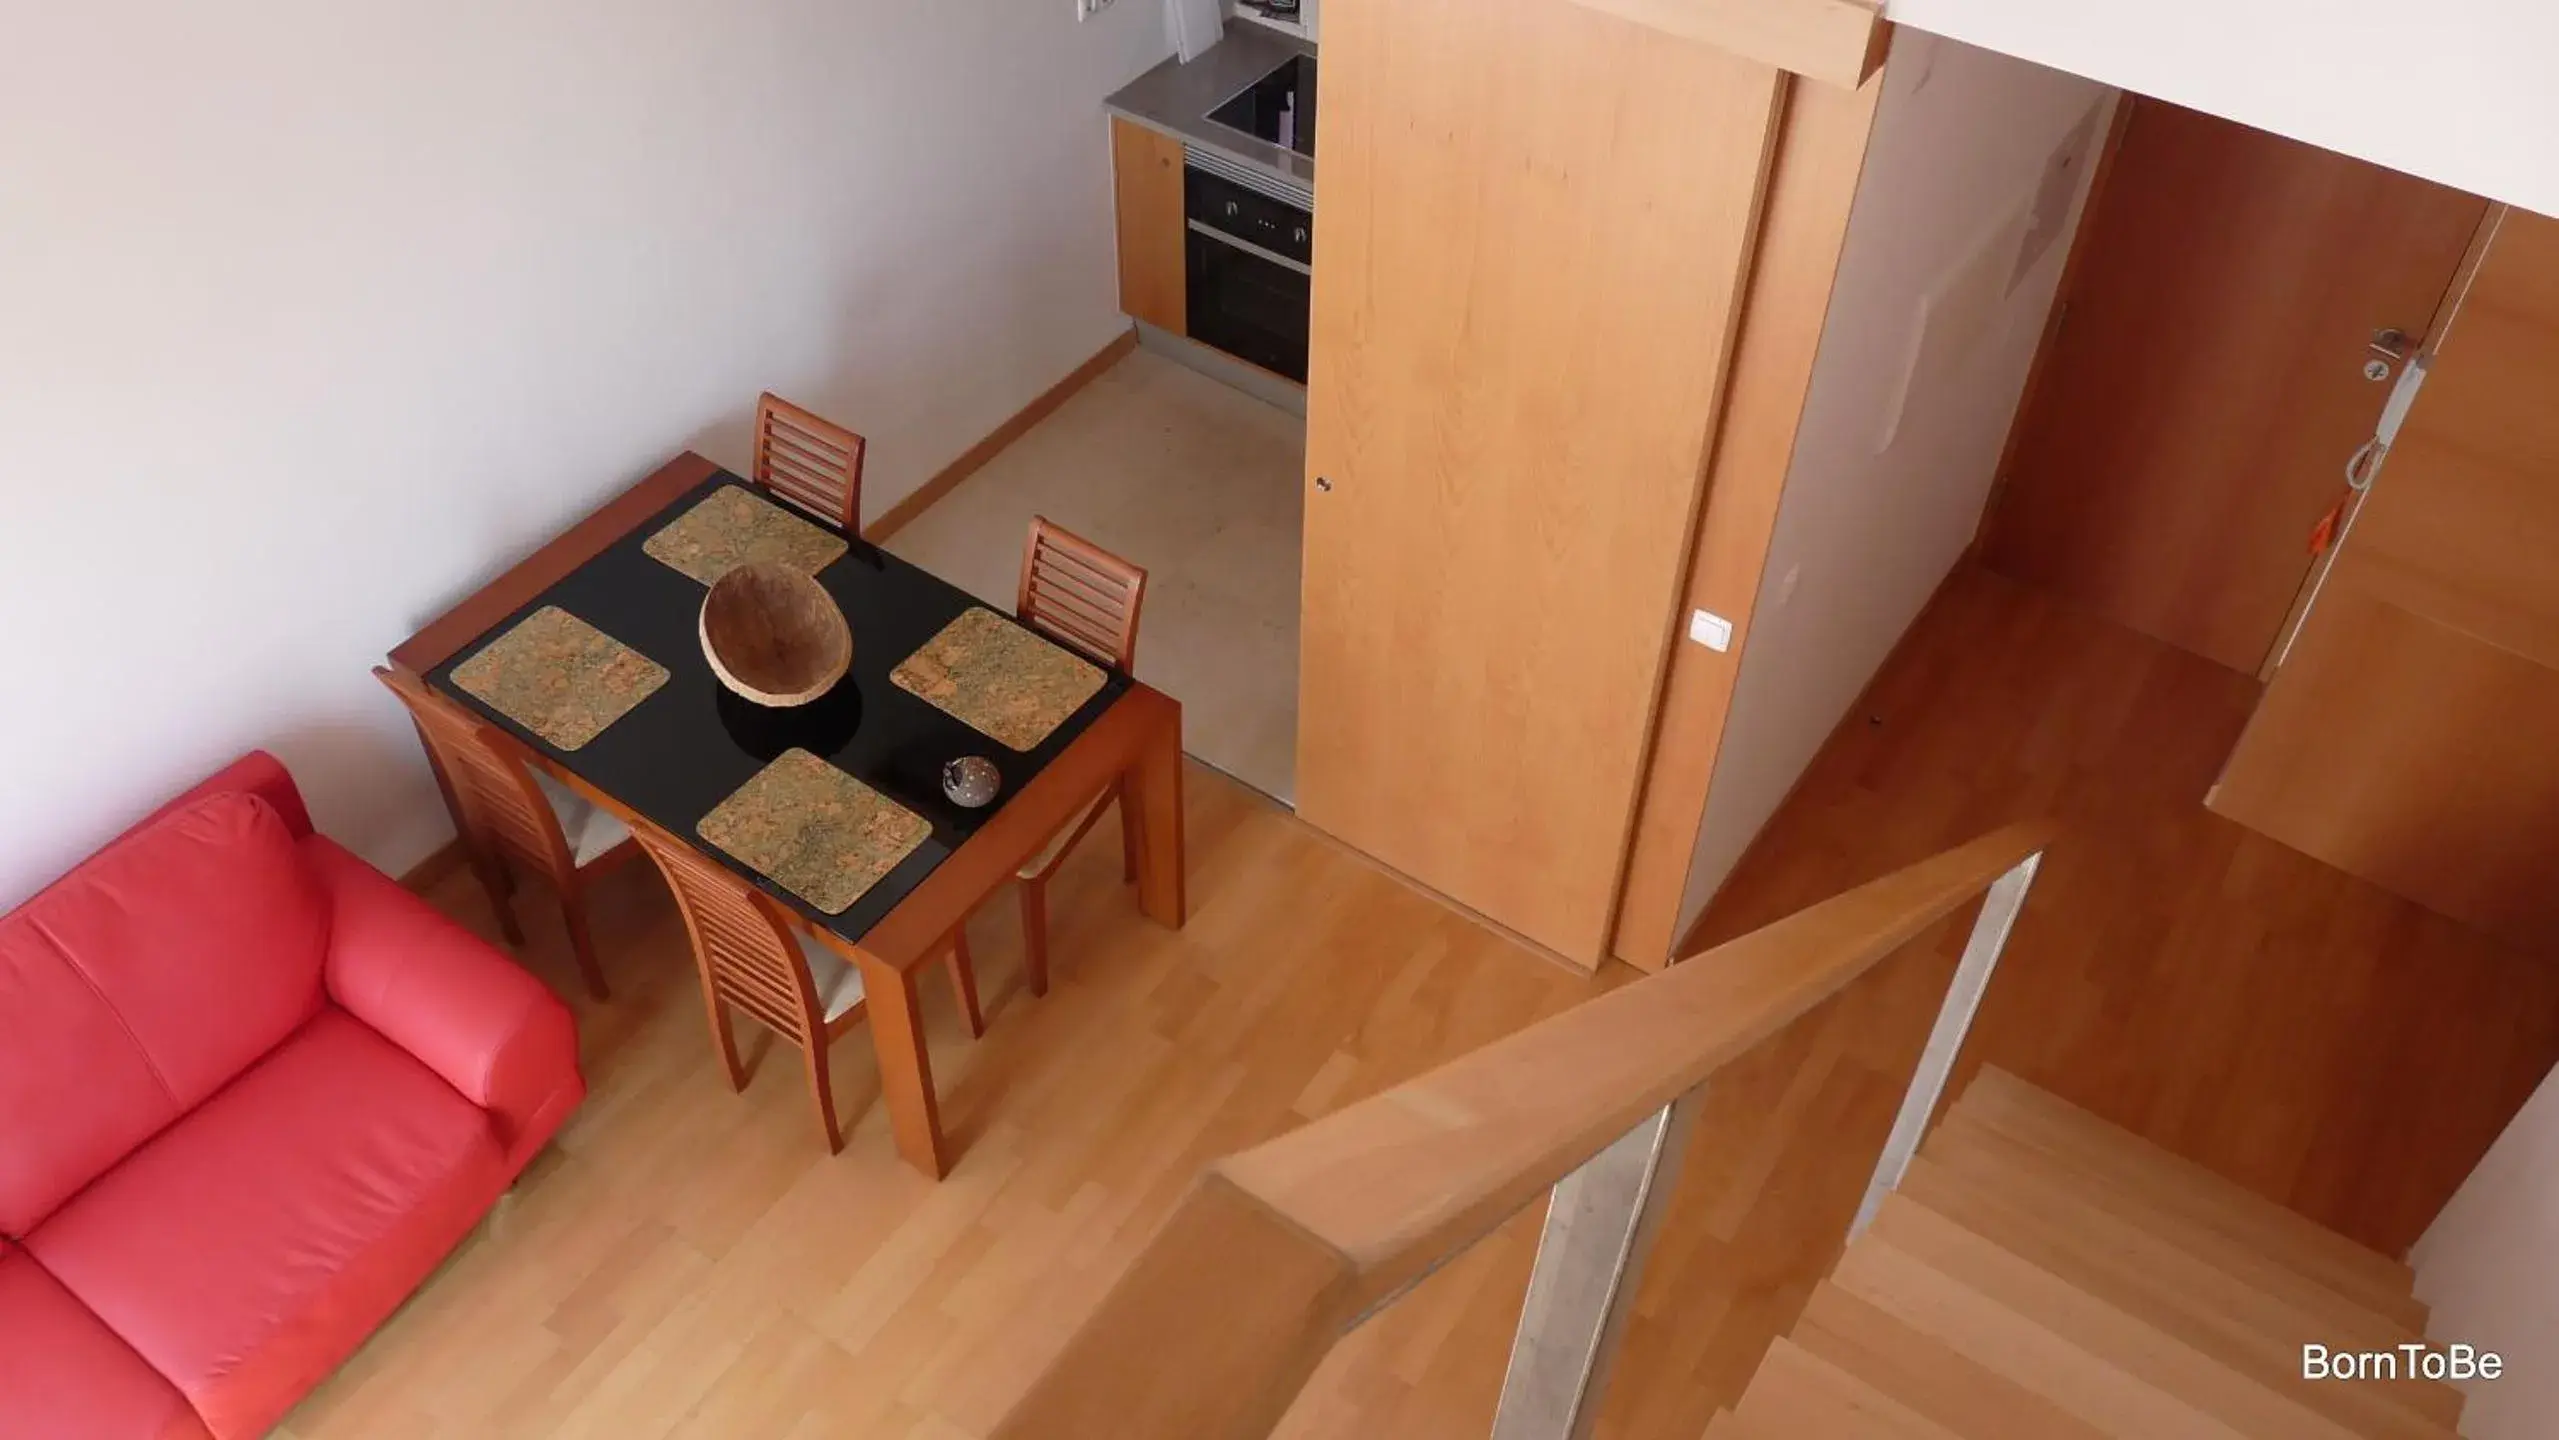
xmin=425 ymin=471 xmax=1134 ymax=944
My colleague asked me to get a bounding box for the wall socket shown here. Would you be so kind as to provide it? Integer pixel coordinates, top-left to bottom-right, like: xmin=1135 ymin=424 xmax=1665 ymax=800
xmin=1077 ymin=0 xmax=1117 ymax=19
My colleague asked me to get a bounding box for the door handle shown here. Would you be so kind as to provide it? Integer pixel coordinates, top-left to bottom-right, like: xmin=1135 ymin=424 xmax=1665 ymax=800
xmin=2364 ymin=327 xmax=2414 ymax=381
xmin=1314 ymin=475 xmax=1332 ymax=492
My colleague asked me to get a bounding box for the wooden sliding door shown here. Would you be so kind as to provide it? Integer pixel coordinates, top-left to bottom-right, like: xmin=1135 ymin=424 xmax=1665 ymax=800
xmin=2211 ymin=209 xmax=2559 ymax=951
xmin=1296 ymin=0 xmax=1786 ymax=964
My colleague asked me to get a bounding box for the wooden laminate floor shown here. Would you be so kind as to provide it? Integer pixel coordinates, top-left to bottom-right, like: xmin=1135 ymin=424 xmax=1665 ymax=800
xmin=286 ymin=567 xmax=2559 ymax=1439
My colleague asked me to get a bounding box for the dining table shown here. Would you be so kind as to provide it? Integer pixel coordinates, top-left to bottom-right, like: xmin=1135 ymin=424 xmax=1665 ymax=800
xmin=387 ymin=450 xmax=1187 ymax=1179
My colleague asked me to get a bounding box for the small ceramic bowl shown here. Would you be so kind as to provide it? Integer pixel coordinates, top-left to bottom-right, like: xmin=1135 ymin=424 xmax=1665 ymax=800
xmin=941 ymin=755 xmax=1001 ymax=808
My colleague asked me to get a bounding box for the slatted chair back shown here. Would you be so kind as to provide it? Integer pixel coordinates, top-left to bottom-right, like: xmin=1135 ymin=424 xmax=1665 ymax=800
xmin=1017 ymin=517 xmax=1148 ymax=669
xmin=629 ymin=826 xmax=824 ymax=1050
xmin=753 ymin=393 xmax=866 ymax=530
xmin=373 ymin=666 xmax=577 ymax=886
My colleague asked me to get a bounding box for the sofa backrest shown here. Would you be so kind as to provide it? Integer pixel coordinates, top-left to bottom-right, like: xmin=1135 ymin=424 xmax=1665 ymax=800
xmin=0 ymin=788 xmax=330 ymax=1235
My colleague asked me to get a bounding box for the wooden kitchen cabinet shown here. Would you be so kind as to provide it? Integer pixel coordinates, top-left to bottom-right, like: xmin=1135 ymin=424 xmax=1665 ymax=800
xmin=1110 ymin=117 xmax=1186 ymax=336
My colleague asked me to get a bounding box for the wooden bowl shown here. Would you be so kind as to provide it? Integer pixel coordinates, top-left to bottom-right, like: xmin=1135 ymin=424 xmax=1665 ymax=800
xmin=699 ymin=562 xmax=851 ymax=707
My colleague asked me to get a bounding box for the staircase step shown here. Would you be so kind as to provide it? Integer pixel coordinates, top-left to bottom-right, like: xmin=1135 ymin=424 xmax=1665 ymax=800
xmin=1850 ymin=1194 xmax=2372 ymax=1438
xmin=1834 ymin=1216 xmax=2251 ymax=1437
xmin=1942 ymin=1068 xmax=2422 ymax=1325
xmin=1794 ymin=1280 xmax=2111 ymax=1440
xmin=1928 ymin=1112 xmax=2431 ymax=1342
xmin=1897 ymin=1154 xmax=2462 ymax=1437
xmin=1732 ymin=1337 xmax=1965 ymax=1438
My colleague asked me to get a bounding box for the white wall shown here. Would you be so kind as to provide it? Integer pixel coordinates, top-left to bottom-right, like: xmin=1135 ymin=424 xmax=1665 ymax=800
xmin=1889 ymin=0 xmax=2559 ymax=218
xmin=1676 ymin=34 xmax=2113 ymax=928
xmin=0 ymin=0 xmax=1169 ymax=903
xmin=2411 ymin=1060 xmax=2559 ymax=1437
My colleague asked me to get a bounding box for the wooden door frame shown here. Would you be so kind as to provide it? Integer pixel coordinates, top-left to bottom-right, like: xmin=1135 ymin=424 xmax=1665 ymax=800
xmin=1603 ymin=59 xmax=1893 ymax=971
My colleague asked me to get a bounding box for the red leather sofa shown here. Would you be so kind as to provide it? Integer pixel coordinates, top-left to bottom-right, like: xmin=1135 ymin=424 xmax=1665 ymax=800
xmin=0 ymin=752 xmax=583 ymax=1438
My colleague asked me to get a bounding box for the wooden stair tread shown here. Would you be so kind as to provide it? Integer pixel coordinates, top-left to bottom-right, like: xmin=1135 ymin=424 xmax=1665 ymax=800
xmin=1897 ymin=1154 xmax=2463 ymax=1437
xmin=1855 ymin=1194 xmax=2373 ymax=1438
xmin=1946 ymin=1068 xmax=2419 ymax=1320
xmin=1794 ymin=1280 xmax=2111 ymax=1440
xmin=1928 ymin=1110 xmax=2432 ymax=1337
xmin=1835 ymin=1216 xmax=2254 ymax=1437
xmin=1732 ymin=1336 xmax=1965 ymax=1438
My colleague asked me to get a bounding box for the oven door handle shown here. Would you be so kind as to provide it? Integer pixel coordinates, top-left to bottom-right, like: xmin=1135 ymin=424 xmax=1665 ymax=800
xmin=1187 ymin=220 xmax=1313 ymax=278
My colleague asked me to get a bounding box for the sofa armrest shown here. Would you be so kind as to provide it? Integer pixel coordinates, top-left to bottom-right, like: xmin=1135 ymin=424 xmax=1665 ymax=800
xmin=302 ymin=837 xmax=583 ymax=1170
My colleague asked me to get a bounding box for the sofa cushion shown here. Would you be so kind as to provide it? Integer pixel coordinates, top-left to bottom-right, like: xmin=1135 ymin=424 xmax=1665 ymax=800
xmin=0 ymin=1241 xmax=212 ymax=1440
xmin=0 ymin=790 xmax=328 ymax=1235
xmin=27 ymin=1010 xmax=505 ymax=1439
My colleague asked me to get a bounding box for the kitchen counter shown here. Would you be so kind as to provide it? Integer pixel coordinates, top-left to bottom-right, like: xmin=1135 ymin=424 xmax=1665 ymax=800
xmin=1106 ymin=25 xmax=1314 ymax=202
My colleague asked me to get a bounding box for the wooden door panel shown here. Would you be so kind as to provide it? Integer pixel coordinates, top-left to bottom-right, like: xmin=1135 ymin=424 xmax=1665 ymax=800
xmin=2213 ymin=210 xmax=2559 ymax=951
xmin=1983 ymin=99 xmax=2484 ymax=675
xmin=2211 ymin=588 xmax=2559 ymax=947
xmin=1298 ymin=0 xmax=1784 ymax=963
xmin=2354 ymin=431 xmax=2559 ymax=672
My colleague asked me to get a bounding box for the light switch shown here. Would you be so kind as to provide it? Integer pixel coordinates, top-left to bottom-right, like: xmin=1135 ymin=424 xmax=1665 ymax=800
xmin=1689 ymin=609 xmax=1734 ymax=652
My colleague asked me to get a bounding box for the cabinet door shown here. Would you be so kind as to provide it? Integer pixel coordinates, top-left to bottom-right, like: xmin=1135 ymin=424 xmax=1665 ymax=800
xmin=1111 ymin=117 xmax=1186 ymax=335
xmin=1297 ymin=0 xmax=1783 ymax=965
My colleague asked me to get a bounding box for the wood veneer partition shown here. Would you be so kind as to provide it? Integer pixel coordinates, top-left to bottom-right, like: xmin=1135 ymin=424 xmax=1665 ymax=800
xmin=1295 ymin=0 xmax=1887 ymax=969
xmin=1298 ymin=0 xmax=1771 ymax=965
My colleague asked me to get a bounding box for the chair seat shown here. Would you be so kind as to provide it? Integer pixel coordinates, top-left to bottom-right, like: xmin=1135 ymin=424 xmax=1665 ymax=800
xmin=1018 ymin=792 xmax=1110 ymax=880
xmin=532 ymin=769 xmax=632 ymax=867
xmin=796 ymin=932 xmax=866 ymax=1022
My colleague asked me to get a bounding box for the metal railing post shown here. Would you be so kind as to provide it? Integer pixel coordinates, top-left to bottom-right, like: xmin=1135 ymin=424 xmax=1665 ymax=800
xmin=1850 ymin=850 xmax=2043 ymax=1237
xmin=1489 ymin=1092 xmax=1702 ymax=1440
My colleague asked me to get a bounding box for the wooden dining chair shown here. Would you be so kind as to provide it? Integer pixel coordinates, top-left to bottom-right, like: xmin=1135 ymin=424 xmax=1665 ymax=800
xmin=1010 ymin=517 xmax=1149 ymax=998
xmin=628 ymin=824 xmax=984 ymax=1154
xmin=373 ymin=666 xmax=634 ymax=1000
xmin=752 ymin=392 xmax=866 ymax=530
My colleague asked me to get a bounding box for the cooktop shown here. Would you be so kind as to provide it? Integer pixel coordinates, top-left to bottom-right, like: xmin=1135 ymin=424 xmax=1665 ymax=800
xmin=1207 ymin=54 xmax=1316 ymax=160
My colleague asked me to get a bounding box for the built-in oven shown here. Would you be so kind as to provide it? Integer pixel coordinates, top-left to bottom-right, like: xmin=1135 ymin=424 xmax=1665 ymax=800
xmin=1183 ymin=152 xmax=1311 ymax=384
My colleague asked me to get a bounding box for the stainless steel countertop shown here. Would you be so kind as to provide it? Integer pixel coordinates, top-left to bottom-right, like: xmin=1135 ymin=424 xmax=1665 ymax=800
xmin=1105 ymin=25 xmax=1315 ymax=201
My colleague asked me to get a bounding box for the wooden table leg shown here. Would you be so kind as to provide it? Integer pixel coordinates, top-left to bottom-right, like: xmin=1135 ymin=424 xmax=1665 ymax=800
xmin=857 ymin=951 xmax=948 ymax=1178
xmin=1124 ymin=701 xmax=1187 ymax=929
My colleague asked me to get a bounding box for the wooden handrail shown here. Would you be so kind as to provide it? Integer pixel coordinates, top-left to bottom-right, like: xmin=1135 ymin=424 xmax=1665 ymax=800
xmin=993 ymin=820 xmax=2054 ymax=1439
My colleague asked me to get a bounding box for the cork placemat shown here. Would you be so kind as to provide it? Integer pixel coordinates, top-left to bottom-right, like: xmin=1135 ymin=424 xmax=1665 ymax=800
xmin=643 ymin=485 xmax=849 ymax=585
xmin=450 ymin=606 xmax=669 ymax=751
xmin=696 ymin=749 xmax=930 ymax=915
xmin=890 ymin=607 xmax=1106 ymax=752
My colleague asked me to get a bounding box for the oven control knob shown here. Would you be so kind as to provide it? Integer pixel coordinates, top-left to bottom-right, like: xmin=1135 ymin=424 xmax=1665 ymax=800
xmin=1293 ymin=227 xmax=1309 ymax=246
xmin=1225 ymin=201 xmax=1240 ymax=218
